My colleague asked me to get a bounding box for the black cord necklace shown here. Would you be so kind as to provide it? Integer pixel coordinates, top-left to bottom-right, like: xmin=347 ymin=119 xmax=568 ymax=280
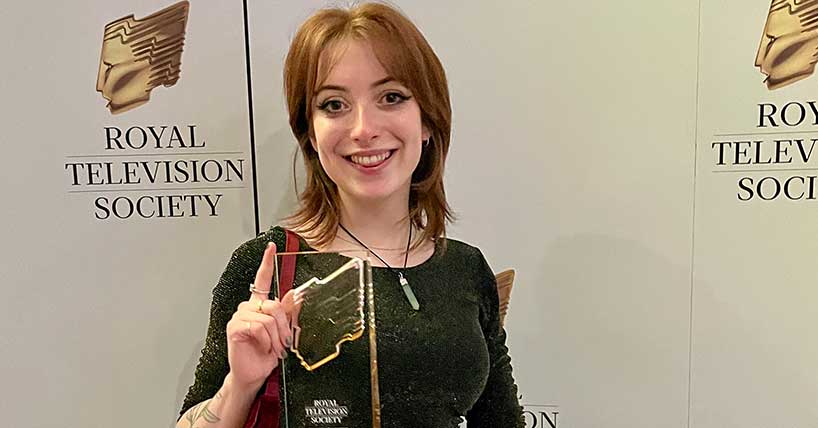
xmin=338 ymin=223 xmax=420 ymax=311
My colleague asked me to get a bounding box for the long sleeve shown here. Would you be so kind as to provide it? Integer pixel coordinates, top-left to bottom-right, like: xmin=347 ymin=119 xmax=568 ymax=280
xmin=466 ymin=252 xmax=525 ymax=428
xmin=179 ymin=229 xmax=281 ymax=418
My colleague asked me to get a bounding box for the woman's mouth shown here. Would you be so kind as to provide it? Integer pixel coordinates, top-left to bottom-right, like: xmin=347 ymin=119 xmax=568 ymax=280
xmin=346 ymin=150 xmax=394 ymax=168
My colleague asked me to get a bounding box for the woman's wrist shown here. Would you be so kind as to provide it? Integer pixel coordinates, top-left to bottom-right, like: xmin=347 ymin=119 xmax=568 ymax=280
xmin=222 ymin=372 xmax=265 ymax=402
xmin=181 ymin=373 xmax=262 ymax=428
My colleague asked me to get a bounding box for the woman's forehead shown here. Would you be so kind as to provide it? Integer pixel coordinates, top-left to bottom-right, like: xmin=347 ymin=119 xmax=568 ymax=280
xmin=319 ymin=40 xmax=385 ymax=80
xmin=316 ymin=38 xmax=414 ymax=90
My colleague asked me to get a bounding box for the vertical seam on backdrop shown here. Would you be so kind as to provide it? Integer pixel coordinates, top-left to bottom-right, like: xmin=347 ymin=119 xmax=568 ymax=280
xmin=243 ymin=0 xmax=261 ymax=236
xmin=687 ymin=0 xmax=703 ymax=427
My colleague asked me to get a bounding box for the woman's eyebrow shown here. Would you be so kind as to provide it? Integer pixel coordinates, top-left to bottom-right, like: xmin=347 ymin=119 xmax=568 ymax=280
xmin=370 ymin=76 xmax=396 ymax=88
xmin=315 ymin=76 xmax=398 ymax=94
xmin=315 ymin=84 xmax=347 ymax=93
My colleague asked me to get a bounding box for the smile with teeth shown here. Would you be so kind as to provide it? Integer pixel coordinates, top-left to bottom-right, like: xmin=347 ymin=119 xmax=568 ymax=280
xmin=348 ymin=150 xmax=393 ymax=167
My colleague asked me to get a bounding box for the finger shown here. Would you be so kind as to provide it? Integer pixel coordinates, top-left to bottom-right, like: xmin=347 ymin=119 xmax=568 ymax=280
xmin=235 ymin=311 xmax=278 ymax=355
xmin=250 ymin=242 xmax=277 ymax=302
xmin=248 ymin=311 xmax=287 ymax=358
xmin=248 ymin=320 xmax=273 ymax=354
xmin=279 ymin=289 xmax=303 ymax=334
xmin=278 ymin=289 xmax=302 ymax=318
xmin=237 ymin=300 xmax=266 ymax=315
xmin=260 ymin=300 xmax=293 ymax=349
xmin=226 ymin=316 xmax=271 ymax=355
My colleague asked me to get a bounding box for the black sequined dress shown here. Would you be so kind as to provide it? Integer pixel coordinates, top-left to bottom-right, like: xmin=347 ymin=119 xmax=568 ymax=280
xmin=180 ymin=227 xmax=524 ymax=427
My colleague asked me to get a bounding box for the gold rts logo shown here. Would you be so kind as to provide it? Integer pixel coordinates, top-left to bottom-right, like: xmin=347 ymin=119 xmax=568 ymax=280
xmin=96 ymin=1 xmax=189 ymax=114
xmin=756 ymin=0 xmax=818 ymax=90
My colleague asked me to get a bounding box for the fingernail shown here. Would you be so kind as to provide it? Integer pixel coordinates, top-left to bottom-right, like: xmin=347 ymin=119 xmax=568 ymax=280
xmin=267 ymin=242 xmax=274 ymax=249
xmin=281 ymin=350 xmax=288 ymax=359
xmin=285 ymin=336 xmax=293 ymax=347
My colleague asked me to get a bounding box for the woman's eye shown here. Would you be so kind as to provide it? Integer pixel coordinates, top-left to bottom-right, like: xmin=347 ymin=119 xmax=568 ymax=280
xmin=318 ymin=99 xmax=345 ymax=113
xmin=383 ymin=92 xmax=410 ymax=105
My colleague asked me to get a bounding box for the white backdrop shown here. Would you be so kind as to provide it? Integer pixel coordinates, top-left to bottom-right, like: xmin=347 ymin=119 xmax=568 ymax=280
xmin=1 ymin=1 xmax=813 ymax=428
xmin=692 ymin=2 xmax=818 ymax=427
xmin=1 ymin=1 xmax=255 ymax=426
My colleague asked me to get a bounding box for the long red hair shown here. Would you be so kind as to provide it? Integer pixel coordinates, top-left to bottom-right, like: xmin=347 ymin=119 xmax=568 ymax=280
xmin=282 ymin=2 xmax=454 ymax=248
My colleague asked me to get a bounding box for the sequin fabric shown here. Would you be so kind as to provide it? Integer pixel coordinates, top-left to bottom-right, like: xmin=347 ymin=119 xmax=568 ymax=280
xmin=180 ymin=227 xmax=524 ymax=427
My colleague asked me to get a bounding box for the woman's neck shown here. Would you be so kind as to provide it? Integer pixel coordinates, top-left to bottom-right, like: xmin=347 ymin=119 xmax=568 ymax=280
xmin=316 ymin=188 xmax=436 ymax=269
xmin=336 ymin=189 xmax=411 ymax=250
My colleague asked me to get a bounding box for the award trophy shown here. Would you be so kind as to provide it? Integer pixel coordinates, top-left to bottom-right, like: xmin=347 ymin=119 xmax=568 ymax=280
xmin=755 ymin=0 xmax=818 ymax=90
xmin=273 ymin=251 xmax=380 ymax=428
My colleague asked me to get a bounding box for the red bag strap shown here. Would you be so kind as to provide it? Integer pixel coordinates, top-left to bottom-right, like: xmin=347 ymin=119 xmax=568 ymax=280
xmin=279 ymin=230 xmax=299 ymax=295
xmin=244 ymin=229 xmax=300 ymax=428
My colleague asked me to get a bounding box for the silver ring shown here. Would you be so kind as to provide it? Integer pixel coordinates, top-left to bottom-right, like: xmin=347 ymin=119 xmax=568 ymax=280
xmin=249 ymin=283 xmax=272 ymax=295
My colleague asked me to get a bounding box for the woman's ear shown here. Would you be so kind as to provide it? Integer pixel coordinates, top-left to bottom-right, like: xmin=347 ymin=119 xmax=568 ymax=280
xmin=309 ymin=131 xmax=318 ymax=152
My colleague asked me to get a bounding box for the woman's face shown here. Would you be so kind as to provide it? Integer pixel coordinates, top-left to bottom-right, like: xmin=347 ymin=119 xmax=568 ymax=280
xmin=310 ymin=39 xmax=428 ymax=206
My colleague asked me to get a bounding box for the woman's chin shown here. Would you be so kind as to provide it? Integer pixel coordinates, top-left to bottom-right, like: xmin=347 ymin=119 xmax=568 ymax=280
xmin=341 ymin=184 xmax=407 ymax=204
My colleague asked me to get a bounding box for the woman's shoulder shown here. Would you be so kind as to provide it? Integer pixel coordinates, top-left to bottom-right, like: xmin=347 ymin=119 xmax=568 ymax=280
xmin=221 ymin=226 xmax=288 ymax=271
xmin=235 ymin=225 xmax=286 ymax=252
xmin=433 ymin=235 xmax=496 ymax=280
xmin=211 ymin=226 xmax=289 ymax=296
xmin=437 ymin=235 xmax=488 ymax=262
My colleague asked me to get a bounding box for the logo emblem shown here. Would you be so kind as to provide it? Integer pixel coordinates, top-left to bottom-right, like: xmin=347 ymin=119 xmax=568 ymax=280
xmin=756 ymin=0 xmax=818 ymax=90
xmin=96 ymin=1 xmax=190 ymax=114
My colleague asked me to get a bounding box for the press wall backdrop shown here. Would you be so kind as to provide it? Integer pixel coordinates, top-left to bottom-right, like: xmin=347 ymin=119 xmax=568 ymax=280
xmin=0 ymin=1 xmax=814 ymax=428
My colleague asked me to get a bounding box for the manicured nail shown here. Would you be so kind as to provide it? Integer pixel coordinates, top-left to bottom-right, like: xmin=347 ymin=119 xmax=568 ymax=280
xmin=285 ymin=336 xmax=293 ymax=348
xmin=281 ymin=350 xmax=288 ymax=359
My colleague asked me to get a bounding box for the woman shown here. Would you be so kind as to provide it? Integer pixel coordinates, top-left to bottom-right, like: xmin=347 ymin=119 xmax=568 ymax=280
xmin=178 ymin=3 xmax=523 ymax=427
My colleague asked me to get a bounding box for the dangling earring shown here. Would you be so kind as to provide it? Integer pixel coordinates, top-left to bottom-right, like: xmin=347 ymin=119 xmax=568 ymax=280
xmin=422 ymin=138 xmax=430 ymax=148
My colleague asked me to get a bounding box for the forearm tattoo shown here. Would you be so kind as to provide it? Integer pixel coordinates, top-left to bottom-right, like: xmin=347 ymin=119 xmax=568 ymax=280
xmin=184 ymin=391 xmax=223 ymax=427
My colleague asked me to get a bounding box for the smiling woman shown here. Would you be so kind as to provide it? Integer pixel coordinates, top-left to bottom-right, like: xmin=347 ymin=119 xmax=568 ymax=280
xmin=308 ymin=40 xmax=427 ymax=214
xmin=177 ymin=3 xmax=523 ymax=428
xmin=282 ymin=4 xmax=453 ymax=252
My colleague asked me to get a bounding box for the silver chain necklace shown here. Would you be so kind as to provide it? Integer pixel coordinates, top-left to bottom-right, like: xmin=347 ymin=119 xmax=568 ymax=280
xmin=337 ymin=223 xmax=420 ymax=311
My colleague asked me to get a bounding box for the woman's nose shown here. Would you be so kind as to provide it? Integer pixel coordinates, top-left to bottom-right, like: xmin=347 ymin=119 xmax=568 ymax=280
xmin=350 ymin=104 xmax=379 ymax=143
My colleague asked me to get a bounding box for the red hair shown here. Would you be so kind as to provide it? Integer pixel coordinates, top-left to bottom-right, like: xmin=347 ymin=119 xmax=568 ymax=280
xmin=282 ymin=2 xmax=453 ymax=248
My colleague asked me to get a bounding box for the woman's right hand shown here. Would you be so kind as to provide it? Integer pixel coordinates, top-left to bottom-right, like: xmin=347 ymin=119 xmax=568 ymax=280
xmin=225 ymin=242 xmax=296 ymax=391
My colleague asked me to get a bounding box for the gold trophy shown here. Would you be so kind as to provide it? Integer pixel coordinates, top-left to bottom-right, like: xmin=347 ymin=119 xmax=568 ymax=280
xmin=96 ymin=1 xmax=189 ymax=114
xmin=756 ymin=0 xmax=818 ymax=89
xmin=275 ymin=253 xmax=516 ymax=427
xmin=275 ymin=252 xmax=380 ymax=428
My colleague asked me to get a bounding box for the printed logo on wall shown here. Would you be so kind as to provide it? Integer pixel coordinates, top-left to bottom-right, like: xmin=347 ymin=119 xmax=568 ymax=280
xmin=96 ymin=1 xmax=189 ymax=114
xmin=703 ymin=0 xmax=818 ymax=204
xmin=62 ymin=1 xmax=247 ymax=222
xmin=522 ymin=403 xmax=560 ymax=428
xmin=755 ymin=0 xmax=818 ymax=90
